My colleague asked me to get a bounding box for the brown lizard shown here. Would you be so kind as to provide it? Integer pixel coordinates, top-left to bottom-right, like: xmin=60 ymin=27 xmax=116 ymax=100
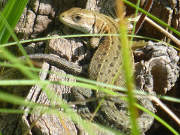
xmin=59 ymin=8 xmax=155 ymax=134
xmin=12 ymin=7 xmax=155 ymax=134
xmin=14 ymin=5 xmax=180 ymax=132
xmin=10 ymin=7 xmax=155 ymax=134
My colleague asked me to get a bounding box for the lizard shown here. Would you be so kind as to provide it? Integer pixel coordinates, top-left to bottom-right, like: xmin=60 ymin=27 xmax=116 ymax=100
xmin=1 ymin=1 xmax=180 ymax=133
xmin=1 ymin=7 xmax=155 ymax=134
xmin=58 ymin=8 xmax=155 ymax=134
xmin=0 ymin=7 xmax=155 ymax=134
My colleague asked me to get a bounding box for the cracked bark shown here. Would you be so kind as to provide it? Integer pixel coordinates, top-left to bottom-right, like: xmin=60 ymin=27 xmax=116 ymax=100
xmin=0 ymin=0 xmax=180 ymax=135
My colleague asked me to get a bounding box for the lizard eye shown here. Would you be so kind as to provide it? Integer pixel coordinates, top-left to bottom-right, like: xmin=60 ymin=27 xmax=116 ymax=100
xmin=72 ymin=15 xmax=81 ymax=22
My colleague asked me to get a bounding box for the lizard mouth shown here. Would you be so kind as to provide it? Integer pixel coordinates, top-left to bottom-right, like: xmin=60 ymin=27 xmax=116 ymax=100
xmin=59 ymin=14 xmax=69 ymax=25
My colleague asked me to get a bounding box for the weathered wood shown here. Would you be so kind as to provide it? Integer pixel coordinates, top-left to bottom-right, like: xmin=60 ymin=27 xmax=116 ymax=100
xmin=0 ymin=0 xmax=180 ymax=134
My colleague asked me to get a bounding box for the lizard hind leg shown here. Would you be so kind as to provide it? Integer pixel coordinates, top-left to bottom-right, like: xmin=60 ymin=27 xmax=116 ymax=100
xmin=95 ymin=96 xmax=155 ymax=134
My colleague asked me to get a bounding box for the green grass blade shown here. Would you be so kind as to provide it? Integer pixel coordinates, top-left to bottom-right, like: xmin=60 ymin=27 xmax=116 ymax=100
xmin=0 ymin=0 xmax=29 ymax=44
xmin=0 ymin=0 xmax=33 ymax=66
xmin=116 ymin=0 xmax=139 ymax=134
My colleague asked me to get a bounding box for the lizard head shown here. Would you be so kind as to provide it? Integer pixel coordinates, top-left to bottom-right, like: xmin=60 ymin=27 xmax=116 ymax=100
xmin=59 ymin=8 xmax=96 ymax=34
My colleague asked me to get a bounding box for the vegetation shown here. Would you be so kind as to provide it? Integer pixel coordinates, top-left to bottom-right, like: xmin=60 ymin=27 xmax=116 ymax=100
xmin=0 ymin=0 xmax=179 ymax=135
